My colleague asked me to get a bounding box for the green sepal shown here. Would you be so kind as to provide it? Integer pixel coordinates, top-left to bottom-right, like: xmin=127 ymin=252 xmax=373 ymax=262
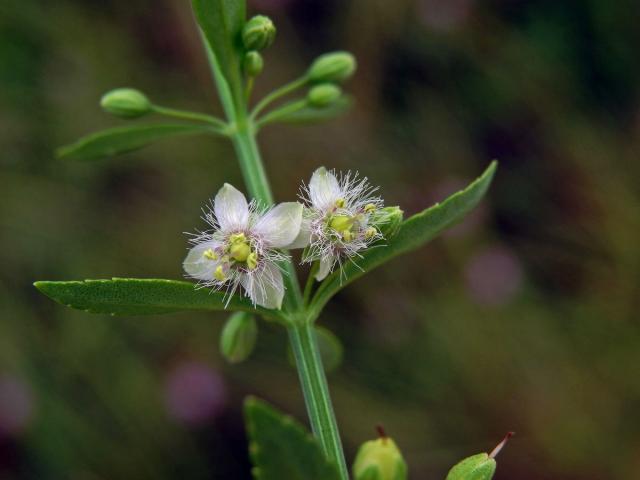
xmin=445 ymin=453 xmax=496 ymax=480
xmin=192 ymin=0 xmax=246 ymax=107
xmin=34 ymin=278 xmax=283 ymax=322
xmin=56 ymin=123 xmax=214 ymax=161
xmin=244 ymin=396 xmax=341 ymax=480
xmin=309 ymin=161 xmax=497 ymax=318
xmin=220 ymin=311 xmax=258 ymax=363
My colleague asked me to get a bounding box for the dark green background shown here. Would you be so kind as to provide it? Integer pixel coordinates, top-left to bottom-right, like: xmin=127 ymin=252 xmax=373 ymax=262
xmin=1 ymin=0 xmax=639 ymax=478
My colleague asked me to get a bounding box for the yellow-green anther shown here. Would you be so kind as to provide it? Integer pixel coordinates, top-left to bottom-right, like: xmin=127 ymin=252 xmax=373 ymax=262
xmin=335 ymin=198 xmax=346 ymax=208
xmin=214 ymin=265 xmax=226 ymax=281
xmin=364 ymin=227 xmax=377 ymax=239
xmin=203 ymin=248 xmax=218 ymax=260
xmin=230 ymin=242 xmax=251 ymax=262
xmin=246 ymin=251 xmax=258 ymax=270
xmin=229 ymin=232 xmax=247 ymax=244
xmin=342 ymin=230 xmax=353 ymax=242
xmin=329 ymin=215 xmax=354 ymax=232
xmin=364 ymin=203 xmax=376 ymax=213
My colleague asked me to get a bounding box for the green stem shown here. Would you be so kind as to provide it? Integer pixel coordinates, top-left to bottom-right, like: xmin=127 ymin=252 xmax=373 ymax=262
xmin=250 ymin=75 xmax=308 ymax=120
xmin=255 ymin=99 xmax=308 ymax=130
xmin=288 ymin=321 xmax=349 ymax=480
xmin=303 ymin=261 xmax=319 ymax=306
xmin=151 ymin=105 xmax=228 ymax=130
xmin=200 ymin=32 xmax=347 ymax=478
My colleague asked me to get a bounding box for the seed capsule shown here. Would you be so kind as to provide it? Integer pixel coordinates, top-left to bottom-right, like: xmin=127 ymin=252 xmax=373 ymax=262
xmin=446 ymin=432 xmax=514 ymax=480
xmin=100 ymin=88 xmax=151 ymax=118
xmin=353 ymin=428 xmax=408 ymax=480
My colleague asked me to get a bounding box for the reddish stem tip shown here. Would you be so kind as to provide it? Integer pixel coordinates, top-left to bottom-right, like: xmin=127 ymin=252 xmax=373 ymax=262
xmin=489 ymin=431 xmax=514 ymax=459
xmin=376 ymin=425 xmax=387 ymax=439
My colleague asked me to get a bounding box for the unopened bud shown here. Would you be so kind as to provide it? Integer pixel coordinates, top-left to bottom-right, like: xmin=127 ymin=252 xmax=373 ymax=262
xmin=100 ymin=88 xmax=151 ymax=118
xmin=220 ymin=312 xmax=258 ymax=364
xmin=242 ymin=15 xmax=276 ymax=51
xmin=244 ymin=51 xmax=264 ymax=77
xmin=308 ymin=51 xmax=356 ymax=83
xmin=353 ymin=428 xmax=408 ymax=480
xmin=371 ymin=206 xmax=404 ymax=239
xmin=446 ymin=432 xmax=514 ymax=480
xmin=307 ymin=84 xmax=342 ymax=107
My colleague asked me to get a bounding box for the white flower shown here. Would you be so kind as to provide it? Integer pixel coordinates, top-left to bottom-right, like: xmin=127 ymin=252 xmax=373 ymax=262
xmin=294 ymin=167 xmax=384 ymax=281
xmin=184 ymin=183 xmax=303 ymax=309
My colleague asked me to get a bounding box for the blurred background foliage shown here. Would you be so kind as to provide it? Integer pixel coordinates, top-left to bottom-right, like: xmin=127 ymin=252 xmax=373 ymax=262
xmin=1 ymin=0 xmax=639 ymax=478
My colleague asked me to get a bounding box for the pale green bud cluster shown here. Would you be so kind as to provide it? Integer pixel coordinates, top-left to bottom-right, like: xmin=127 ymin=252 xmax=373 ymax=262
xmin=371 ymin=206 xmax=404 ymax=238
xmin=307 ymin=84 xmax=342 ymax=107
xmin=242 ymin=15 xmax=276 ymax=51
xmin=244 ymin=51 xmax=264 ymax=77
xmin=308 ymin=51 xmax=357 ymax=83
xmin=353 ymin=432 xmax=407 ymax=480
xmin=100 ymin=88 xmax=151 ymax=118
xmin=220 ymin=312 xmax=258 ymax=363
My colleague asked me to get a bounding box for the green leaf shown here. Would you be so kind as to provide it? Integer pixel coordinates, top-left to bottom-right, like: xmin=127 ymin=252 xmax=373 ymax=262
xmin=34 ymin=278 xmax=282 ymax=321
xmin=56 ymin=124 xmax=214 ymax=161
xmin=309 ymin=161 xmax=497 ymax=318
xmin=192 ymin=0 xmax=246 ymax=106
xmin=244 ymin=397 xmax=341 ymax=480
xmin=276 ymin=96 xmax=352 ymax=124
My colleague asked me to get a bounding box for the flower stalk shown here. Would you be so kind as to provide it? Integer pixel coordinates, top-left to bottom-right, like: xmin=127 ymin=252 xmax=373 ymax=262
xmin=203 ymin=34 xmax=348 ymax=478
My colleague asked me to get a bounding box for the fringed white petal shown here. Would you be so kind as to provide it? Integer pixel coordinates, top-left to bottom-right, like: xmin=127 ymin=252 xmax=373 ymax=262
xmin=241 ymin=263 xmax=285 ymax=309
xmin=254 ymin=202 xmax=303 ymax=248
xmin=214 ymin=183 xmax=249 ymax=232
xmin=309 ymin=167 xmax=341 ymax=210
xmin=314 ymin=258 xmax=333 ymax=281
xmin=183 ymin=241 xmax=221 ymax=281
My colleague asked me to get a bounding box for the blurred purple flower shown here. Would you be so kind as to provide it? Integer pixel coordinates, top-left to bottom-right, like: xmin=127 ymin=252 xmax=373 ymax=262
xmin=0 ymin=374 xmax=35 ymax=438
xmin=464 ymin=245 xmax=524 ymax=306
xmin=163 ymin=362 xmax=227 ymax=427
xmin=419 ymin=0 xmax=473 ymax=32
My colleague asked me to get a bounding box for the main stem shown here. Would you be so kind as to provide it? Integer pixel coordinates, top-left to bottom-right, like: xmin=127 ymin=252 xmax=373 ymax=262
xmin=214 ymin=65 xmax=348 ymax=475
xmin=230 ymin=118 xmax=348 ymax=479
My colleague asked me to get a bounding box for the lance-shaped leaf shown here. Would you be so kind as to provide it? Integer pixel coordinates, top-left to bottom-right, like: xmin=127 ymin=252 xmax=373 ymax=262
xmin=309 ymin=161 xmax=497 ymax=318
xmin=34 ymin=278 xmax=282 ymax=321
xmin=273 ymin=97 xmax=352 ymax=125
xmin=57 ymin=124 xmax=215 ymax=161
xmin=244 ymin=397 xmax=341 ymax=480
xmin=192 ymin=0 xmax=246 ymax=106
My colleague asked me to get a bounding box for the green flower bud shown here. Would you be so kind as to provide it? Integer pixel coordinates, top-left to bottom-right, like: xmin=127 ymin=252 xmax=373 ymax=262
xmin=242 ymin=15 xmax=276 ymax=51
xmin=100 ymin=88 xmax=151 ymax=118
xmin=219 ymin=312 xmax=258 ymax=364
xmin=353 ymin=428 xmax=407 ymax=480
xmin=371 ymin=206 xmax=404 ymax=239
xmin=244 ymin=51 xmax=264 ymax=77
xmin=446 ymin=432 xmax=514 ymax=480
xmin=308 ymin=51 xmax=357 ymax=83
xmin=307 ymin=83 xmax=342 ymax=107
